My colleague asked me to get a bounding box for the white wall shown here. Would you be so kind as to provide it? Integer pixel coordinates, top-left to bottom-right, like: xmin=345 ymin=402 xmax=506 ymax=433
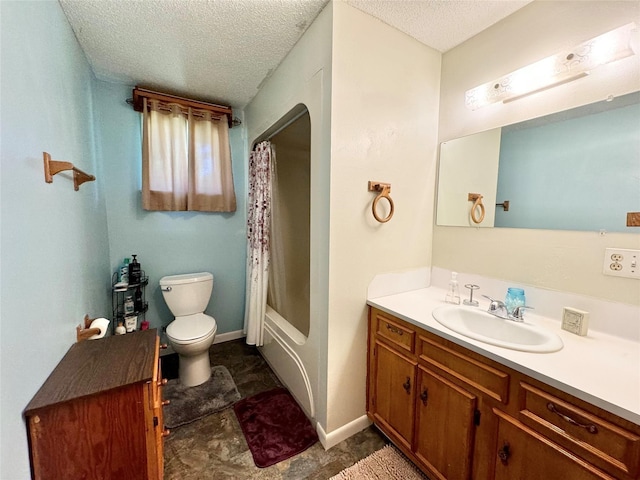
xmin=434 ymin=1 xmax=640 ymax=305
xmin=244 ymin=2 xmax=333 ymax=430
xmin=245 ymin=1 xmax=442 ymax=440
xmin=326 ymin=2 xmax=441 ymax=432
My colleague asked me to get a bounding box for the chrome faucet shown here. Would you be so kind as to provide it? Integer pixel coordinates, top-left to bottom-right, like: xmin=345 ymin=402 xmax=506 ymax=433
xmin=482 ymin=295 xmax=509 ymax=319
xmin=482 ymin=295 xmax=533 ymax=322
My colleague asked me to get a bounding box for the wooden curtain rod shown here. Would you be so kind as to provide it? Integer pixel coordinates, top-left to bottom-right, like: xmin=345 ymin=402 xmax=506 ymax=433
xmin=132 ymin=87 xmax=233 ymax=127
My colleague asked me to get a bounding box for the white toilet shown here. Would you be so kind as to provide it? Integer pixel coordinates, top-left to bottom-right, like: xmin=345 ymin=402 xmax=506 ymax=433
xmin=160 ymin=272 xmax=217 ymax=387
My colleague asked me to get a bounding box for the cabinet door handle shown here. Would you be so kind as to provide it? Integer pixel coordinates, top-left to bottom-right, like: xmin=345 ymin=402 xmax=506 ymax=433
xmin=420 ymin=388 xmax=428 ymax=405
xmin=158 ymin=378 xmax=168 ymax=387
xmin=162 ymin=399 xmax=171 ymax=406
xmin=386 ymin=324 xmax=403 ymax=336
xmin=162 ymin=428 xmax=171 ymax=437
xmin=402 ymin=377 xmax=411 ymax=394
xmin=498 ymin=442 xmax=511 ymax=465
xmin=547 ymin=402 xmax=598 ymax=434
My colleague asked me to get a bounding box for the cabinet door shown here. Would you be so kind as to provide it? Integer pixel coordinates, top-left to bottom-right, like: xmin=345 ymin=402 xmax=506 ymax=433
xmin=493 ymin=409 xmax=614 ymax=480
xmin=372 ymin=340 xmax=417 ymax=449
xmin=414 ymin=365 xmax=477 ymax=480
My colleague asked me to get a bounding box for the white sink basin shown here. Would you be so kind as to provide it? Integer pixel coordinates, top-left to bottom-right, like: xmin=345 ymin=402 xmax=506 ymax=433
xmin=432 ymin=305 xmax=563 ymax=353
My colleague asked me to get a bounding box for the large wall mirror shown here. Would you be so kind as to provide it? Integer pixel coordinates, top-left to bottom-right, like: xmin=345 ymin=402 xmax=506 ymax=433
xmin=436 ymin=91 xmax=640 ymax=232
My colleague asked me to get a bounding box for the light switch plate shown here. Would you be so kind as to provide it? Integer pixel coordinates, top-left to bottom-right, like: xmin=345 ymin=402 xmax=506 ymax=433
xmin=603 ymin=248 xmax=640 ymax=279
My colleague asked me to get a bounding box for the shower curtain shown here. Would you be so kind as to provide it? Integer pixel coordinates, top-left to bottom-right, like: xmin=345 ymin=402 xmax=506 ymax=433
xmin=266 ymin=145 xmax=287 ymax=319
xmin=244 ymin=141 xmax=272 ymax=346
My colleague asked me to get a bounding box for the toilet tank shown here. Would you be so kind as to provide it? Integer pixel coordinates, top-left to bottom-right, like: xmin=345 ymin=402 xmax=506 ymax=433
xmin=159 ymin=272 xmax=213 ymax=316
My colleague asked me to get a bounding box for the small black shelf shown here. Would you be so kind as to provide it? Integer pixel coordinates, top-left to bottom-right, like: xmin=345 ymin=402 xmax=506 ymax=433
xmin=111 ymin=270 xmax=148 ymax=334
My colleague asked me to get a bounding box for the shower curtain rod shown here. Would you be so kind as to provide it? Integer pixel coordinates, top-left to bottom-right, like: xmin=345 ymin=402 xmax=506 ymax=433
xmin=254 ymin=109 xmax=308 ymax=147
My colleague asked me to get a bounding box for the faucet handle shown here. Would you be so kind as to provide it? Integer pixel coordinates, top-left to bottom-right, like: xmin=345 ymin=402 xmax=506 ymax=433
xmin=482 ymin=294 xmax=503 ymax=307
xmin=511 ymin=305 xmax=533 ymax=321
xmin=482 ymin=295 xmax=507 ymax=313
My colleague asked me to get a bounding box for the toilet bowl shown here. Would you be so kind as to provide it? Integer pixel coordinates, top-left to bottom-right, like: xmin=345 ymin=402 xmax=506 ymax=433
xmin=160 ymin=272 xmax=217 ymax=387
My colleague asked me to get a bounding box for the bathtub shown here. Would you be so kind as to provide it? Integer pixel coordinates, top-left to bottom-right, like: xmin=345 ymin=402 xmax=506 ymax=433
xmin=259 ymin=305 xmax=317 ymax=419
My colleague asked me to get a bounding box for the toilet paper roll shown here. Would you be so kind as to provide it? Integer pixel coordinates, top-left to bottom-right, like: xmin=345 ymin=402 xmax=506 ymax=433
xmin=88 ymin=318 xmax=110 ymax=340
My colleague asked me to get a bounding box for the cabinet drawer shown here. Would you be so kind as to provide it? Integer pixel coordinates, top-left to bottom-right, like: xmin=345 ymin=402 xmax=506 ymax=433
xmin=519 ymin=382 xmax=640 ymax=478
xmin=374 ymin=312 xmax=415 ymax=353
xmin=418 ymin=336 xmax=509 ymax=403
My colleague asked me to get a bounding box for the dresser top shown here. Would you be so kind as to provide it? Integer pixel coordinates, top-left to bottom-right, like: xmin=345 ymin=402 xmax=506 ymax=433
xmin=25 ymin=329 xmax=158 ymax=414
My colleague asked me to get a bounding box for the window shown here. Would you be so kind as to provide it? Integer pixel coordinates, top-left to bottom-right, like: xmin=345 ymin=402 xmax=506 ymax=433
xmin=135 ymin=88 xmax=236 ymax=212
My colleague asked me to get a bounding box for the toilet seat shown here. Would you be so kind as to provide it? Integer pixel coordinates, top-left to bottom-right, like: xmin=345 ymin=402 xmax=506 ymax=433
xmin=166 ymin=313 xmax=217 ymax=344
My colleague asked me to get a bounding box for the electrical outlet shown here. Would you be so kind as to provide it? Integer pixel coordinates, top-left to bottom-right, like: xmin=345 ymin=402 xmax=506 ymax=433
xmin=603 ymin=248 xmax=640 ymax=279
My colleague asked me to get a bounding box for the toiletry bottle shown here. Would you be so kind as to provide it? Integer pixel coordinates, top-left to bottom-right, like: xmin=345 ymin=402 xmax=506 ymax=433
xmin=124 ymin=295 xmax=134 ymax=315
xmin=129 ymin=254 xmax=141 ymax=285
xmin=119 ymin=257 xmax=130 ymax=285
xmin=445 ymin=271 xmax=461 ymax=304
xmin=125 ymin=315 xmax=137 ymax=333
xmin=115 ymin=322 xmax=126 ymax=335
xmin=134 ymin=286 xmax=143 ymax=312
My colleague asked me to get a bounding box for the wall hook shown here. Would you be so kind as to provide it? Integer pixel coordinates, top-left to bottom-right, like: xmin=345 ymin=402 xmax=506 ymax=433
xmin=468 ymin=193 xmax=486 ymax=224
xmin=44 ymin=152 xmax=95 ymax=191
xmin=368 ymin=181 xmax=394 ymax=223
xmin=496 ymin=200 xmax=510 ymax=211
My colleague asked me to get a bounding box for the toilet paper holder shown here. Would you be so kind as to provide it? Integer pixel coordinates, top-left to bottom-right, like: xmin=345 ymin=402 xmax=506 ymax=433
xmin=76 ymin=315 xmax=110 ymax=342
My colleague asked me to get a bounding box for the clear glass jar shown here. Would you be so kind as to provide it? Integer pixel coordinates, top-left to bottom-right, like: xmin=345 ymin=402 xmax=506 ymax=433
xmin=505 ymin=287 xmax=525 ymax=314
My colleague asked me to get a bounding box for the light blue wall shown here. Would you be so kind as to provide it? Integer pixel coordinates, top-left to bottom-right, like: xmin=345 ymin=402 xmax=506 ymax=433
xmin=1 ymin=4 xmax=248 ymax=477
xmin=93 ymin=81 xmax=248 ymax=336
xmin=495 ymin=101 xmax=640 ymax=231
xmin=0 ymin=2 xmax=111 ymax=478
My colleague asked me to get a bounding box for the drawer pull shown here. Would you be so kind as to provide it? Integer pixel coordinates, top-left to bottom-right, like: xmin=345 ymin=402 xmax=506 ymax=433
xmin=386 ymin=324 xmax=403 ymax=336
xmin=162 ymin=428 xmax=171 ymax=437
xmin=158 ymin=378 xmax=168 ymax=387
xmin=547 ymin=402 xmax=598 ymax=434
xmin=403 ymin=377 xmax=411 ymax=394
xmin=162 ymin=399 xmax=171 ymax=406
xmin=420 ymin=388 xmax=428 ymax=405
xmin=498 ymin=442 xmax=511 ymax=465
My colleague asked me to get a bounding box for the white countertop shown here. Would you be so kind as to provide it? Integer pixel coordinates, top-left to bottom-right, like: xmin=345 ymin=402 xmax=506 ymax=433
xmin=368 ymin=287 xmax=640 ymax=425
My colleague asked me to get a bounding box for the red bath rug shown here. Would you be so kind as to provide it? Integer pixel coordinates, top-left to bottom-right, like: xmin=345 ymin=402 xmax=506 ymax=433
xmin=233 ymin=387 xmax=318 ymax=468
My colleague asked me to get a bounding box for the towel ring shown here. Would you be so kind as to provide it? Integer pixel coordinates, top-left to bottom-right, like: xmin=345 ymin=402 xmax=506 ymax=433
xmin=468 ymin=193 xmax=485 ymax=224
xmin=369 ymin=181 xmax=394 ymax=223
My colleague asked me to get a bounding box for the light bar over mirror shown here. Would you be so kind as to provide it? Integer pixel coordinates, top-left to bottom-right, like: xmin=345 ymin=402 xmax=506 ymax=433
xmin=465 ymin=22 xmax=638 ymax=110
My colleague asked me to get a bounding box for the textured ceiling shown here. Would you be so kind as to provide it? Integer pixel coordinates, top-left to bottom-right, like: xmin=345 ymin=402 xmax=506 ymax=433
xmin=59 ymin=0 xmax=532 ymax=109
xmin=345 ymin=0 xmax=533 ymax=53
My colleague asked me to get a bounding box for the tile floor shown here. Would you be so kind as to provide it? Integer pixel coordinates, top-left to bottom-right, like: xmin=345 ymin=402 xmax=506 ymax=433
xmin=162 ymin=339 xmax=388 ymax=479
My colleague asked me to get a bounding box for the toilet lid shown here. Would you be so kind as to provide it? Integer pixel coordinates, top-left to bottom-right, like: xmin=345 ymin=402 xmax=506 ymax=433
xmin=167 ymin=314 xmax=216 ymax=342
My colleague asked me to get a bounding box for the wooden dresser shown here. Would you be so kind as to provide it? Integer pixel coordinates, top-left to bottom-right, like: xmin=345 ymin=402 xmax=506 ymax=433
xmin=24 ymin=329 xmax=168 ymax=480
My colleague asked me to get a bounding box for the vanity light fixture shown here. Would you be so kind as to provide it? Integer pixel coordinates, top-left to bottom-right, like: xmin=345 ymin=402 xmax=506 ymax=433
xmin=465 ymin=22 xmax=638 ymax=110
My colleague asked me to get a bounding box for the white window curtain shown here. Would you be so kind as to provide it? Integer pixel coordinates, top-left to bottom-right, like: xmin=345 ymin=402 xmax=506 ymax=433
xmin=244 ymin=141 xmax=272 ymax=346
xmin=142 ymin=98 xmax=236 ymax=212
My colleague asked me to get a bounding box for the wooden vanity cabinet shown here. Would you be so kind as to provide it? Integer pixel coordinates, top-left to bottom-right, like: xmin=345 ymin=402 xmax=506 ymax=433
xmin=367 ymin=307 xmax=640 ymax=480
xmin=414 ymin=365 xmax=477 ymax=479
xmin=24 ymin=329 xmax=167 ymax=480
xmin=492 ymin=409 xmax=615 ymax=480
xmin=370 ymin=340 xmax=417 ymax=450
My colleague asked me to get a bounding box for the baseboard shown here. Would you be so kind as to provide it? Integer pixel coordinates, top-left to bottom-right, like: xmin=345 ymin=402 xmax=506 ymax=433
xmin=214 ymin=329 xmax=245 ymax=344
xmin=316 ymin=415 xmax=372 ymax=450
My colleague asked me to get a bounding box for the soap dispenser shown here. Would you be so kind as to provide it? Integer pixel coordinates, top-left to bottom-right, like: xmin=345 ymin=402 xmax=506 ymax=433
xmin=445 ymin=271 xmax=461 ymax=305
xmin=129 ymin=254 xmax=141 ymax=285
